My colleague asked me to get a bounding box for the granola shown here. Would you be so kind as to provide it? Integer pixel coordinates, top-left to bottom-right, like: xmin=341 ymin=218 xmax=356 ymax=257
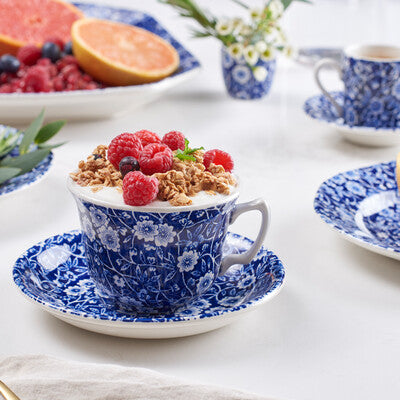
xmin=70 ymin=145 xmax=123 ymax=192
xmin=71 ymin=143 xmax=237 ymax=206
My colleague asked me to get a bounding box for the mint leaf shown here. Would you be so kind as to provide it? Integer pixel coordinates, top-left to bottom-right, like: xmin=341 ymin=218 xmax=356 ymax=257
xmin=174 ymin=139 xmax=203 ymax=162
xmin=35 ymin=120 xmax=66 ymax=144
xmin=0 ymin=167 xmax=21 ymax=185
xmin=19 ymin=109 xmax=45 ymax=155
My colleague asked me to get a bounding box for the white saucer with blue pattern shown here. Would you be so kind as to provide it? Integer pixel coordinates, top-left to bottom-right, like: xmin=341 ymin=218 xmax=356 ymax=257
xmin=315 ymin=160 xmax=400 ymax=260
xmin=13 ymin=231 xmax=285 ymax=339
xmin=304 ymin=92 xmax=400 ymax=147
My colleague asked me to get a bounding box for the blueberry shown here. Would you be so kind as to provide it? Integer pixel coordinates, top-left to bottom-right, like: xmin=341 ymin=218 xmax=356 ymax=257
xmin=119 ymin=156 xmax=140 ymax=177
xmin=0 ymin=54 xmax=20 ymax=73
xmin=64 ymin=41 xmax=73 ymax=55
xmin=41 ymin=42 xmax=61 ymax=62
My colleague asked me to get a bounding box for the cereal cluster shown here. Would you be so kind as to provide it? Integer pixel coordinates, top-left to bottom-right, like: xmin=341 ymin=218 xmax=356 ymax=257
xmin=70 ymin=145 xmax=122 ymax=192
xmin=71 ymin=130 xmax=236 ymax=206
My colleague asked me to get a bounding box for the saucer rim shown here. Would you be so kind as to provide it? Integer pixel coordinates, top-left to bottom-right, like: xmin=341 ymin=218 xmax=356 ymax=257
xmin=13 ymin=230 xmax=286 ymax=325
xmin=304 ymin=91 xmax=400 ymax=135
xmin=314 ymin=160 xmax=400 ymax=259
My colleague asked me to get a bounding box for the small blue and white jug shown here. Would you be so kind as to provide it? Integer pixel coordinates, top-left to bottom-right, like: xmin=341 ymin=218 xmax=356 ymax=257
xmin=221 ymin=46 xmax=276 ymax=100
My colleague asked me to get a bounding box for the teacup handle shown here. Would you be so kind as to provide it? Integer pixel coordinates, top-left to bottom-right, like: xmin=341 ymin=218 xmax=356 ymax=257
xmin=220 ymin=198 xmax=270 ymax=275
xmin=314 ymin=58 xmax=344 ymax=117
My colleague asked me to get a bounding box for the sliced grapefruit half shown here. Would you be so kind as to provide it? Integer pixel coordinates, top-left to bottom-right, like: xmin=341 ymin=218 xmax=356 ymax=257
xmin=71 ymin=18 xmax=180 ymax=86
xmin=0 ymin=0 xmax=84 ymax=56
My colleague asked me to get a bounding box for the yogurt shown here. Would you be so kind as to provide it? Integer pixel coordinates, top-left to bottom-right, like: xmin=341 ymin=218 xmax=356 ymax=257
xmin=68 ymin=178 xmax=239 ymax=212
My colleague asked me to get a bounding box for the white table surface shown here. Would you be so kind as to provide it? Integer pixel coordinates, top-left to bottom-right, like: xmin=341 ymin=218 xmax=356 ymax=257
xmin=1 ymin=1 xmax=400 ymax=399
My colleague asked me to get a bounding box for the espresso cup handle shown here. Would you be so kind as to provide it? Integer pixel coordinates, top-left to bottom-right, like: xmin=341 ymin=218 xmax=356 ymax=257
xmin=314 ymin=58 xmax=343 ymax=117
xmin=220 ymin=198 xmax=270 ymax=275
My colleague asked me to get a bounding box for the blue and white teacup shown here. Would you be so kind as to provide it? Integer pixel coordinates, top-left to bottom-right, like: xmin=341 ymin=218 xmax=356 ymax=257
xmin=68 ymin=179 xmax=269 ymax=315
xmin=314 ymin=44 xmax=400 ymax=128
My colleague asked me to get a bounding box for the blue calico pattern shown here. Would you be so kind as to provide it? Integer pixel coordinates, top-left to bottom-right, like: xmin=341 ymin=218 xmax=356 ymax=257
xmin=304 ymin=91 xmax=345 ymax=124
xmin=314 ymin=160 xmax=400 ymax=254
xmin=0 ymin=125 xmax=53 ymax=197
xmin=74 ymin=2 xmax=200 ymax=79
xmin=13 ymin=231 xmax=285 ymax=323
xmin=221 ymin=47 xmax=276 ymax=100
xmin=342 ymin=57 xmax=400 ymax=128
xmin=74 ymin=198 xmax=238 ymax=314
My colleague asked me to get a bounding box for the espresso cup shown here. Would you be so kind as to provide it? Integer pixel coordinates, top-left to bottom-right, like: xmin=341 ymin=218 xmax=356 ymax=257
xmin=68 ymin=179 xmax=270 ymax=315
xmin=314 ymin=44 xmax=400 ymax=128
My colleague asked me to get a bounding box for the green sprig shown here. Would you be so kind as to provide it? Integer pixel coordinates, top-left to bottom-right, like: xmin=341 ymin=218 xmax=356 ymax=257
xmin=175 ymin=139 xmax=204 ymax=162
xmin=0 ymin=109 xmax=66 ymax=186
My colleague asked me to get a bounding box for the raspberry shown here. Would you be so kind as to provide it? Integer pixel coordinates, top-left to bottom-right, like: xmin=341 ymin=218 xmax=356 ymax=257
xmin=139 ymin=143 xmax=173 ymax=175
xmin=17 ymin=45 xmax=41 ymax=66
xmin=56 ymin=55 xmax=79 ymax=71
xmin=107 ymin=132 xmax=143 ymax=169
xmin=23 ymin=65 xmax=52 ymax=92
xmin=45 ymin=36 xmax=65 ymax=51
xmin=123 ymin=171 xmax=159 ymax=206
xmin=203 ymin=149 xmax=234 ymax=172
xmin=133 ymin=130 xmax=161 ymax=148
xmin=162 ymin=131 xmax=185 ymax=151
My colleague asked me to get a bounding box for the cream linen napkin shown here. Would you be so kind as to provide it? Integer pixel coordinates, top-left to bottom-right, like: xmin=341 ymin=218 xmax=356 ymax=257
xmin=0 ymin=355 xmax=272 ymax=400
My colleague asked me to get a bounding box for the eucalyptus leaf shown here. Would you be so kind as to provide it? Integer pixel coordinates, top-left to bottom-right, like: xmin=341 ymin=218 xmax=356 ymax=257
xmin=0 ymin=167 xmax=22 ymax=185
xmin=38 ymin=141 xmax=67 ymax=150
xmin=1 ymin=148 xmax=50 ymax=175
xmin=35 ymin=120 xmax=66 ymax=144
xmin=19 ymin=108 xmax=45 ymax=155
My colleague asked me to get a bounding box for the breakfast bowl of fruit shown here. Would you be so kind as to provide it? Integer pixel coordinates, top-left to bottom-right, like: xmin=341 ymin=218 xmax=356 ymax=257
xmin=0 ymin=1 xmax=200 ymax=122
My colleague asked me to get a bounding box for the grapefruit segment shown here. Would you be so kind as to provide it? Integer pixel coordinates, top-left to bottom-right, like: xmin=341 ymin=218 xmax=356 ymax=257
xmin=71 ymin=18 xmax=180 ymax=86
xmin=0 ymin=0 xmax=83 ymax=56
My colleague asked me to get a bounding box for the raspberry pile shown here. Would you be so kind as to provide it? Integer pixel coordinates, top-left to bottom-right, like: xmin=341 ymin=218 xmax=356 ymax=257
xmin=106 ymin=130 xmax=235 ymax=206
xmin=0 ymin=38 xmax=102 ymax=93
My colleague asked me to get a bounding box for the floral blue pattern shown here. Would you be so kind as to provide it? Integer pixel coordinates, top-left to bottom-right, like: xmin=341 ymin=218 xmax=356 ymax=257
xmin=0 ymin=125 xmax=53 ymax=197
xmin=314 ymin=160 xmax=400 ymax=256
xmin=13 ymin=231 xmax=285 ymax=323
xmin=304 ymin=91 xmax=400 ymax=134
xmin=341 ymin=56 xmax=400 ymax=128
xmin=72 ymin=197 xmax=242 ymax=314
xmin=74 ymin=2 xmax=200 ymax=81
xmin=221 ymin=47 xmax=276 ymax=100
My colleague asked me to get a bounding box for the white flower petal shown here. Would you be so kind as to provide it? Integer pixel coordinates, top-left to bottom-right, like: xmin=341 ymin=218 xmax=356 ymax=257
xmin=253 ymin=66 xmax=268 ymax=82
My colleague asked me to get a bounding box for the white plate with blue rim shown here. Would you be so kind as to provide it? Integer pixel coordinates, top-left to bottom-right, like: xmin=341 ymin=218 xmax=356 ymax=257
xmin=304 ymin=91 xmax=400 ymax=147
xmin=13 ymin=230 xmax=285 ymax=339
xmin=314 ymin=160 xmax=400 ymax=260
xmin=0 ymin=125 xmax=53 ymax=198
xmin=0 ymin=2 xmax=201 ymax=123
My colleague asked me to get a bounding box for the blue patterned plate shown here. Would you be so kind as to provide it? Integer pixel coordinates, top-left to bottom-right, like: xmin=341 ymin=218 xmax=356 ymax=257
xmin=314 ymin=160 xmax=400 ymax=260
xmin=13 ymin=231 xmax=285 ymax=339
xmin=304 ymin=92 xmax=400 ymax=147
xmin=0 ymin=125 xmax=53 ymax=198
xmin=0 ymin=2 xmax=201 ymax=123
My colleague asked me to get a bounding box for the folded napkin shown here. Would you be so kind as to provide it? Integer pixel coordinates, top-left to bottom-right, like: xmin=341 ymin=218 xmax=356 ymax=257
xmin=0 ymin=355 xmax=271 ymax=400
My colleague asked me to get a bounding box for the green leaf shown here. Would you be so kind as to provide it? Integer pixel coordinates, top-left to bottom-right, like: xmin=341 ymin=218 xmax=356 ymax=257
xmin=174 ymin=139 xmax=203 ymax=162
xmin=35 ymin=120 xmax=66 ymax=144
xmin=0 ymin=167 xmax=21 ymax=185
xmin=19 ymin=109 xmax=45 ymax=155
xmin=0 ymin=129 xmax=21 ymax=157
xmin=281 ymin=0 xmax=312 ymax=10
xmin=37 ymin=141 xmax=66 ymax=150
xmin=1 ymin=148 xmax=50 ymax=174
xmin=231 ymin=0 xmax=249 ymax=9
